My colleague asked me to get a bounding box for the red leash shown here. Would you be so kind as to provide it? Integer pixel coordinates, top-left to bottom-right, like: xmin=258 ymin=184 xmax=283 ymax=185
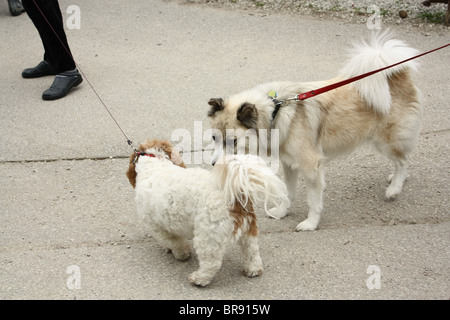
xmin=291 ymin=42 xmax=450 ymax=101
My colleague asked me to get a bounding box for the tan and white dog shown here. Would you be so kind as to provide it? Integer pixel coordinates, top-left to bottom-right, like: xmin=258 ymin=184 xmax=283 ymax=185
xmin=207 ymin=32 xmax=423 ymax=231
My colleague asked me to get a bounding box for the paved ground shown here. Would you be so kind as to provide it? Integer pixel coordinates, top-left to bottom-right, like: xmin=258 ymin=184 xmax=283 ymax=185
xmin=0 ymin=0 xmax=449 ymax=300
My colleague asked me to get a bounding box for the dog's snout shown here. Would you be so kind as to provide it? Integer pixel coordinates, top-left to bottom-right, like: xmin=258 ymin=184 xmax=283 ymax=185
xmin=211 ymin=160 xmax=216 ymax=166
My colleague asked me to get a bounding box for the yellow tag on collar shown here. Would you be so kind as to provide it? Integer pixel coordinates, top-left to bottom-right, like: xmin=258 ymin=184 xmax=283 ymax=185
xmin=268 ymin=90 xmax=278 ymax=99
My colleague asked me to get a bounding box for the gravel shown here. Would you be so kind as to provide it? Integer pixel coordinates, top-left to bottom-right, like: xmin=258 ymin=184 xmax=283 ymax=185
xmin=178 ymin=0 xmax=449 ymax=30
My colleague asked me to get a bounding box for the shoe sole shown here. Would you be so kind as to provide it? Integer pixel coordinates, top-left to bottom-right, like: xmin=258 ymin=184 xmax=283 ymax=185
xmin=22 ymin=72 xmax=56 ymax=79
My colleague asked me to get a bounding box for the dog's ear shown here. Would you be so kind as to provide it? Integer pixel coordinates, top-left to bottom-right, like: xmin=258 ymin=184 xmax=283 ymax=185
xmin=157 ymin=139 xmax=187 ymax=168
xmin=208 ymin=98 xmax=225 ymax=117
xmin=126 ymin=141 xmax=152 ymax=188
xmin=237 ymin=103 xmax=258 ymax=129
xmin=170 ymin=147 xmax=186 ymax=168
xmin=126 ymin=152 xmax=137 ymax=188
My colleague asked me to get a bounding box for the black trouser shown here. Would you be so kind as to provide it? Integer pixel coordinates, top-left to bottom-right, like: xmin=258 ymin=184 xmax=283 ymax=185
xmin=22 ymin=0 xmax=76 ymax=73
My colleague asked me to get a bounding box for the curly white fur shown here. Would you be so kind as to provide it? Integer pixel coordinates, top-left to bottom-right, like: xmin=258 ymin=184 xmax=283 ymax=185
xmin=132 ymin=145 xmax=289 ymax=286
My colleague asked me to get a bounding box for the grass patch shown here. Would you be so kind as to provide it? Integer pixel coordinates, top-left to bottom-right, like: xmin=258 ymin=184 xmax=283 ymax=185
xmin=417 ymin=10 xmax=445 ymax=23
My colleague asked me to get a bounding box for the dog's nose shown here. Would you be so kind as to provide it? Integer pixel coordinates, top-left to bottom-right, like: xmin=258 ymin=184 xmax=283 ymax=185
xmin=211 ymin=160 xmax=216 ymax=166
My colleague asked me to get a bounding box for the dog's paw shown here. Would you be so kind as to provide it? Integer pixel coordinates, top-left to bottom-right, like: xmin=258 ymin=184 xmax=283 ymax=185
xmin=385 ymin=186 xmax=401 ymax=200
xmin=267 ymin=207 xmax=288 ymax=219
xmin=189 ymin=271 xmax=213 ymax=287
xmin=385 ymin=180 xmax=403 ymax=200
xmin=243 ymin=267 xmax=263 ymax=278
xmin=386 ymin=173 xmax=407 ymax=199
xmin=172 ymin=250 xmax=191 ymax=261
xmin=243 ymin=257 xmax=263 ymax=277
xmin=295 ymin=219 xmax=318 ymax=231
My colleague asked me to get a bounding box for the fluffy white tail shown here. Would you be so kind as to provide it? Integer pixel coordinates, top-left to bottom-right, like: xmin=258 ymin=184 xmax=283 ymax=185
xmin=213 ymin=154 xmax=290 ymax=219
xmin=340 ymin=31 xmax=420 ymax=115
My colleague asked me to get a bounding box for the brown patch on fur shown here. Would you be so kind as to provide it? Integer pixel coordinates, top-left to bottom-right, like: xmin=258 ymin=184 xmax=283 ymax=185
xmin=126 ymin=139 xmax=186 ymax=188
xmin=378 ymin=70 xmax=421 ymax=155
xmin=388 ymin=70 xmax=418 ymax=104
xmin=230 ymin=200 xmax=258 ymax=237
xmin=237 ymin=103 xmax=258 ymax=129
xmin=208 ymin=98 xmax=225 ymax=117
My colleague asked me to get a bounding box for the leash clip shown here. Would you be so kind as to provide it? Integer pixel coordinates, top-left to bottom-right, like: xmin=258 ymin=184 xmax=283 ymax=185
xmin=132 ymin=152 xmax=141 ymax=165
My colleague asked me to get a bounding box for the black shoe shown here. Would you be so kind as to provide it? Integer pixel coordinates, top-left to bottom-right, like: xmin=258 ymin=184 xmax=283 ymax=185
xmin=8 ymin=0 xmax=24 ymax=16
xmin=42 ymin=72 xmax=83 ymax=101
xmin=22 ymin=61 xmax=55 ymax=79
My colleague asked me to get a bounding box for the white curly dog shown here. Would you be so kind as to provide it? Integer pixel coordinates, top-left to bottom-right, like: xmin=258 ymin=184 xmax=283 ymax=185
xmin=126 ymin=139 xmax=290 ymax=286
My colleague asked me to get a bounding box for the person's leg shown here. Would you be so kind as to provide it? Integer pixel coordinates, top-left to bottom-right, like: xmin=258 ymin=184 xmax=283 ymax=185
xmin=22 ymin=0 xmax=75 ymax=73
xmin=22 ymin=0 xmax=82 ymax=100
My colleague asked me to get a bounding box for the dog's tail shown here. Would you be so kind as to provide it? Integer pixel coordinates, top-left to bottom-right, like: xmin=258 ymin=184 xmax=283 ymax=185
xmin=339 ymin=30 xmax=420 ymax=115
xmin=213 ymin=154 xmax=290 ymax=219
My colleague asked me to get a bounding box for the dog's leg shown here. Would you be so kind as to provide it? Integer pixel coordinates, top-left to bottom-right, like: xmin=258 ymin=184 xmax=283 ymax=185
xmin=282 ymin=162 xmax=300 ymax=203
xmin=385 ymin=159 xmax=407 ymax=200
xmin=189 ymin=223 xmax=232 ymax=286
xmin=152 ymin=230 xmax=191 ymax=261
xmin=189 ymin=246 xmax=226 ymax=287
xmin=296 ymin=161 xmax=325 ymax=231
xmin=238 ymin=234 xmax=263 ymax=277
xmin=372 ymin=137 xmax=411 ymax=200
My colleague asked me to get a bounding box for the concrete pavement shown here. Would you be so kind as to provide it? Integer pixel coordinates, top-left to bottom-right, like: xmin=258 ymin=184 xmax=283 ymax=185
xmin=0 ymin=0 xmax=449 ymax=300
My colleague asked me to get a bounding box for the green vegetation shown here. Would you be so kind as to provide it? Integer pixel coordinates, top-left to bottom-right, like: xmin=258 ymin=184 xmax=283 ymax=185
xmin=417 ymin=10 xmax=446 ymax=23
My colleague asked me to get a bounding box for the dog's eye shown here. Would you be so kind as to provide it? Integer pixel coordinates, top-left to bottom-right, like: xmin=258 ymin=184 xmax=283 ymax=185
xmin=212 ymin=135 xmax=216 ymax=142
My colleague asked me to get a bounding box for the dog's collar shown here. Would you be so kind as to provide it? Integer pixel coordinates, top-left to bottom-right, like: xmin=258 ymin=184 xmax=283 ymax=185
xmin=133 ymin=152 xmax=156 ymax=164
xmin=268 ymin=90 xmax=284 ymax=122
